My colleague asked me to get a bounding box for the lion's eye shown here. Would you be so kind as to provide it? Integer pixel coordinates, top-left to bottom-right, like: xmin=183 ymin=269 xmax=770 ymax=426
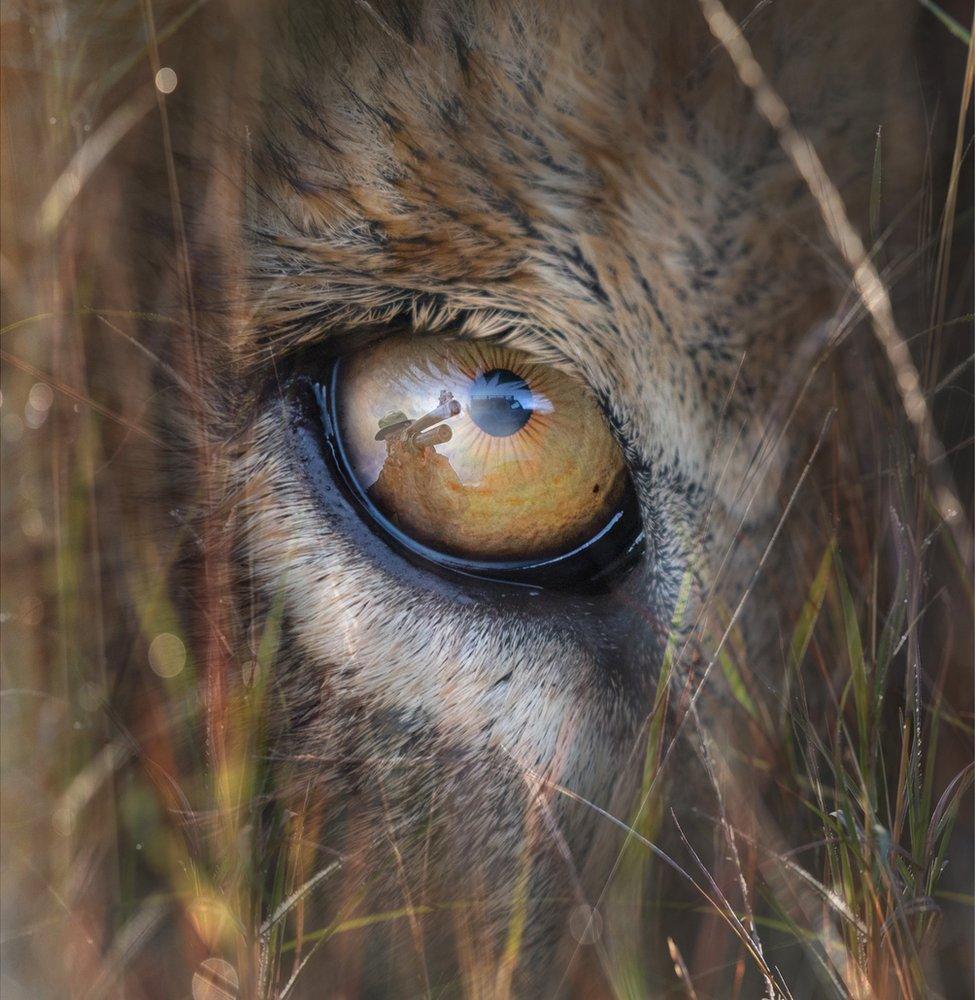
xmin=314 ymin=336 xmax=642 ymax=585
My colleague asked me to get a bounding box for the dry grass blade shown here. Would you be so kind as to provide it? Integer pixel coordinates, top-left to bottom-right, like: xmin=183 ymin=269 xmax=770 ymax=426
xmin=0 ymin=348 xmax=167 ymax=446
xmin=38 ymin=89 xmax=156 ymax=235
xmin=668 ymin=936 xmax=700 ymax=1000
xmin=258 ymin=861 xmax=342 ymax=940
xmin=697 ymin=0 xmax=972 ymax=563
xmin=1 ymin=2 xmax=969 ymax=996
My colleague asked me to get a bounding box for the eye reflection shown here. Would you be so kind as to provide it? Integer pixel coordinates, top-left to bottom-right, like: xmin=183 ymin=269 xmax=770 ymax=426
xmin=468 ymin=369 xmax=532 ymax=437
xmin=334 ymin=336 xmax=627 ymax=562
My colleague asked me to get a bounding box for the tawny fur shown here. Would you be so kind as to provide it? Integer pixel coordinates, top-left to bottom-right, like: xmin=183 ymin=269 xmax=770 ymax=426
xmin=176 ymin=0 xmax=921 ymax=990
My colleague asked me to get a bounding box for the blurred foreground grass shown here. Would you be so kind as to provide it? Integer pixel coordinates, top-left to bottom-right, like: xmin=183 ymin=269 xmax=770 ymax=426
xmin=1 ymin=1 xmax=972 ymax=997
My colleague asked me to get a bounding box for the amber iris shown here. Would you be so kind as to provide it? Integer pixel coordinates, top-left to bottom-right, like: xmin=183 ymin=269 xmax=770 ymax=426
xmin=334 ymin=336 xmax=628 ymax=562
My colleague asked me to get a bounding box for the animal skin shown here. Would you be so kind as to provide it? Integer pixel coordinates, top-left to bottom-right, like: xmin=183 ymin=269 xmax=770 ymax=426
xmin=156 ymin=0 xmax=920 ymax=992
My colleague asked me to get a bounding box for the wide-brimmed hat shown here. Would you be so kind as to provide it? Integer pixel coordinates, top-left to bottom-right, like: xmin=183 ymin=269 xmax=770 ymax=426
xmin=374 ymin=410 xmax=412 ymax=440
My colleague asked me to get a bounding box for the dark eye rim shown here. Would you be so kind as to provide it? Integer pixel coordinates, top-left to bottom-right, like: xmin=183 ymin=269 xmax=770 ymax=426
xmin=291 ymin=357 xmax=645 ymax=592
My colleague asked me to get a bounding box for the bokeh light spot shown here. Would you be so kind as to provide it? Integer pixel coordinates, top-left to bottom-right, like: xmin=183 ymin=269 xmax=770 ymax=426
xmin=2 ymin=413 xmax=24 ymax=442
xmin=28 ymin=382 xmax=54 ymax=412
xmin=192 ymin=957 xmax=239 ymax=1000
xmin=149 ymin=632 xmax=186 ymax=677
xmin=21 ymin=508 xmax=44 ymax=539
xmin=568 ymin=903 xmax=603 ymax=944
xmin=155 ymin=67 xmax=178 ymax=94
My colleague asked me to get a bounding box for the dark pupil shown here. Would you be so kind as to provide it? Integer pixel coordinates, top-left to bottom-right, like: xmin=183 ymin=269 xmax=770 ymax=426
xmin=468 ymin=368 xmax=532 ymax=437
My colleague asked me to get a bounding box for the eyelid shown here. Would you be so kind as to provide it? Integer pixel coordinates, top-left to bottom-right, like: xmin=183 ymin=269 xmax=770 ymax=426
xmin=269 ymin=314 xmax=585 ymax=395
